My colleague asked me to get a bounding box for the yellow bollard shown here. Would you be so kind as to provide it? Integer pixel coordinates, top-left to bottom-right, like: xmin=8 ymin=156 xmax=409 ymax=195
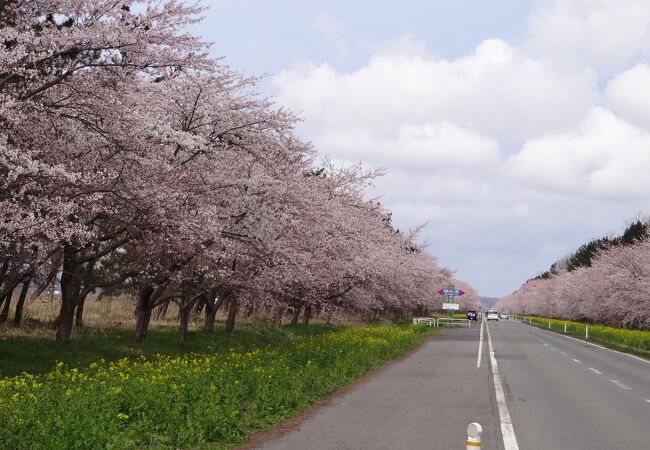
xmin=467 ymin=422 xmax=482 ymax=448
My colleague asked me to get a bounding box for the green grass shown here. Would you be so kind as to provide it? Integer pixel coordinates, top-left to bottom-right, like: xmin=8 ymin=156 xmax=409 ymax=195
xmin=0 ymin=323 xmax=342 ymax=378
xmin=519 ymin=316 xmax=650 ymax=359
xmin=0 ymin=324 xmax=435 ymax=449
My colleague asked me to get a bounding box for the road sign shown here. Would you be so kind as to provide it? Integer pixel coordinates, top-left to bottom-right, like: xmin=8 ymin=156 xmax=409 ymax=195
xmin=442 ymin=303 xmax=460 ymax=310
xmin=438 ymin=289 xmax=465 ymax=296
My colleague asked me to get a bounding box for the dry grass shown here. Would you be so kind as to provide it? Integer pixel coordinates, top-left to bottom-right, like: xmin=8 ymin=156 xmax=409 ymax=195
xmin=1 ymin=294 xmax=184 ymax=339
xmin=1 ymin=291 xmax=384 ymax=340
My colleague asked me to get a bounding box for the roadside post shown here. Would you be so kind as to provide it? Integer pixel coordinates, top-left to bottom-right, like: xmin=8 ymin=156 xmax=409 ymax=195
xmin=466 ymin=422 xmax=482 ymax=448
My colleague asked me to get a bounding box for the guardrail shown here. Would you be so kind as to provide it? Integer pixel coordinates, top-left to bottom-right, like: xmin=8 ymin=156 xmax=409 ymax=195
xmin=412 ymin=317 xmax=436 ymax=327
xmin=412 ymin=317 xmax=473 ymax=328
xmin=437 ymin=317 xmax=471 ymax=328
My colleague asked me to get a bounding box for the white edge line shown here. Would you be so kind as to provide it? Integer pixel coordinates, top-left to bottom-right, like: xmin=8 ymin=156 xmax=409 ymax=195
xmin=610 ymin=379 xmax=631 ymax=390
xmin=524 ymin=323 xmax=650 ymax=365
xmin=486 ymin=321 xmax=520 ymax=450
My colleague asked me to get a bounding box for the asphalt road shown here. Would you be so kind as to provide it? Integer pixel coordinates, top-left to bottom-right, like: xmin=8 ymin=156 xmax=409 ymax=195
xmin=252 ymin=321 xmax=649 ymax=450
xmin=488 ymin=319 xmax=650 ymax=450
xmin=255 ymin=326 xmax=500 ymax=450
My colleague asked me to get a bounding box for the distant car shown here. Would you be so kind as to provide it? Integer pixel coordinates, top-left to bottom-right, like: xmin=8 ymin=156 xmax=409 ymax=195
xmin=499 ymin=312 xmax=509 ymax=320
xmin=466 ymin=310 xmax=477 ymax=321
xmin=487 ymin=310 xmax=499 ymax=321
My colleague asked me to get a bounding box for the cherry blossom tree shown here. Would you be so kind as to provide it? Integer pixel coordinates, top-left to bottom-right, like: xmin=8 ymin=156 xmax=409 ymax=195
xmin=496 ymin=239 xmax=650 ymax=330
xmin=2 ymin=0 xmax=479 ymax=343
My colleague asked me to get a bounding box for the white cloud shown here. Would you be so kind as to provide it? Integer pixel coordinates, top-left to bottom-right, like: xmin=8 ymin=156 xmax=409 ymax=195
xmin=507 ymin=107 xmax=650 ymax=199
xmin=527 ymin=0 xmax=650 ymax=71
xmin=314 ymin=122 xmax=501 ymax=172
xmin=275 ymin=38 xmax=596 ymax=143
xmin=606 ymin=64 xmax=650 ymax=128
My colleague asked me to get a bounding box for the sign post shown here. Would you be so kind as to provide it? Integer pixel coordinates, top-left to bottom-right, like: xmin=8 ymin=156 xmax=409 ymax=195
xmin=437 ymin=284 xmax=465 ymax=318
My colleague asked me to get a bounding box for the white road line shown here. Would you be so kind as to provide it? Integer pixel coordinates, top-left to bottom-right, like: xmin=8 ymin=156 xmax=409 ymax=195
xmin=486 ymin=321 xmax=520 ymax=450
xmin=588 ymin=367 xmax=602 ymax=375
xmin=572 ymin=359 xmax=581 ymax=363
xmin=560 ymin=352 xmax=568 ymax=356
xmin=611 ymin=379 xmax=632 ymax=390
xmin=645 ymin=399 xmax=650 ymax=404
xmin=551 ymin=347 xmax=558 ymax=351
xmin=525 ymin=324 xmax=650 ymax=365
xmin=543 ymin=343 xmax=548 ymax=347
xmin=477 ymin=319 xmax=485 ymax=368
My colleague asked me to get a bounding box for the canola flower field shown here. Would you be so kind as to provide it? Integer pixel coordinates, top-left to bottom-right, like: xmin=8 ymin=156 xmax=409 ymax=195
xmin=0 ymin=325 xmax=430 ymax=449
xmin=520 ymin=316 xmax=650 ymax=356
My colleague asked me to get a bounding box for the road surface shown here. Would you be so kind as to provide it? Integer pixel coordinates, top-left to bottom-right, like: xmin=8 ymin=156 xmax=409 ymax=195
xmin=254 ymin=326 xmax=498 ymax=449
xmin=251 ymin=321 xmax=650 ymax=449
xmin=489 ymin=319 xmax=650 ymax=449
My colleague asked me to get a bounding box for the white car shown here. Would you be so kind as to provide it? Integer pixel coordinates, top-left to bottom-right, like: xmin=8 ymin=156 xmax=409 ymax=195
xmin=499 ymin=312 xmax=509 ymax=320
xmin=487 ymin=310 xmax=499 ymax=321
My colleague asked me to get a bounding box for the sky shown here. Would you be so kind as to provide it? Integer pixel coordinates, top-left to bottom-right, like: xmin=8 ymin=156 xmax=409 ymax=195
xmin=193 ymin=0 xmax=650 ymax=297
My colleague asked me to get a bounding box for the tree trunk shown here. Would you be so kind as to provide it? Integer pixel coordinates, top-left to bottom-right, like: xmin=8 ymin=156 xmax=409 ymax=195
xmin=225 ymin=294 xmax=238 ymax=333
xmin=302 ymin=304 xmax=312 ymax=326
xmin=203 ymin=292 xmax=225 ymax=333
xmin=74 ymin=301 xmax=84 ymax=327
xmin=269 ymin=306 xmax=283 ymax=329
xmin=178 ymin=306 xmax=191 ymax=341
xmin=0 ymin=258 xmax=9 ymax=287
xmin=13 ymin=277 xmax=31 ymax=327
xmin=154 ymin=300 xmax=169 ymax=320
xmin=56 ymin=245 xmax=81 ymax=344
xmin=203 ymin=304 xmax=217 ymax=333
xmin=74 ymin=293 xmax=88 ymax=328
xmin=192 ymin=297 xmax=205 ymax=321
xmin=74 ymin=259 xmax=95 ymax=328
xmin=290 ymin=303 xmax=302 ymax=326
xmin=0 ymin=287 xmax=15 ymax=324
xmin=134 ymin=286 xmax=154 ymax=343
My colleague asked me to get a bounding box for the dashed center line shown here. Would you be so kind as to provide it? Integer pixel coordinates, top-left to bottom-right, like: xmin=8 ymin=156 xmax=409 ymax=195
xmin=543 ymin=343 xmax=548 ymax=347
xmin=572 ymin=359 xmax=581 ymax=363
xmin=588 ymin=367 xmax=602 ymax=375
xmin=551 ymin=347 xmax=558 ymax=351
xmin=611 ymin=379 xmax=631 ymax=390
xmin=560 ymin=352 xmax=568 ymax=356
xmin=645 ymin=399 xmax=650 ymax=404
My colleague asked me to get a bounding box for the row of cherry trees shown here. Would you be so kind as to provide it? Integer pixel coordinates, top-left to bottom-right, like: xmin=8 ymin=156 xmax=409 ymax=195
xmin=496 ymin=240 xmax=650 ymax=330
xmin=0 ymin=0 xmax=478 ymax=343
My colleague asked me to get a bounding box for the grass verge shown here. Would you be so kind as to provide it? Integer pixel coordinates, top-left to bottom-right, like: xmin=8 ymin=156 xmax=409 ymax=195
xmin=0 ymin=324 xmax=434 ymax=449
xmin=519 ymin=316 xmax=650 ymax=359
xmin=0 ymin=323 xmax=340 ymax=378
